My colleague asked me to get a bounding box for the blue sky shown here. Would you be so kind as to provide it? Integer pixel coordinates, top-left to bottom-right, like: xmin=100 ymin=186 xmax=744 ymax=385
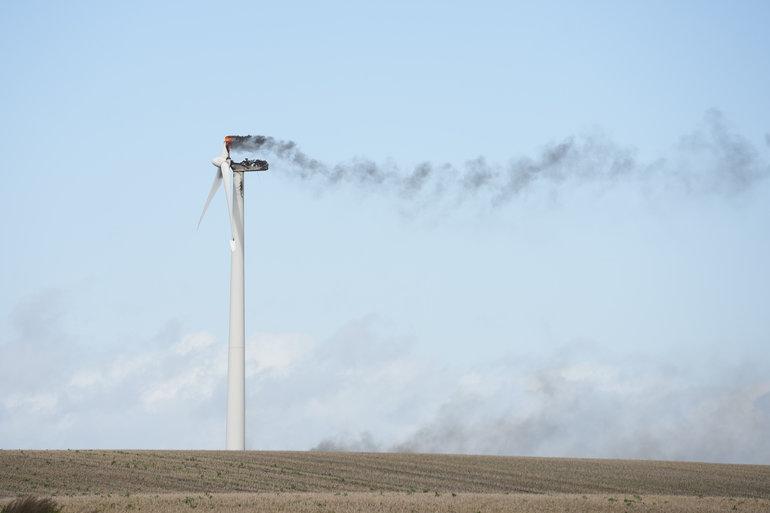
xmin=1 ymin=1 xmax=769 ymax=462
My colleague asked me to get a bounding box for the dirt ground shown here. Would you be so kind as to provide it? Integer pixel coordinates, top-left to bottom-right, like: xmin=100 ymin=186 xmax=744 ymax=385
xmin=1 ymin=450 xmax=768 ymax=512
xmin=1 ymin=492 xmax=764 ymax=513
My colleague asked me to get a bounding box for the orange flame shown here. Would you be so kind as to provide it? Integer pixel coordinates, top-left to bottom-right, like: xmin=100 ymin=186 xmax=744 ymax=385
xmin=224 ymin=135 xmax=236 ymax=150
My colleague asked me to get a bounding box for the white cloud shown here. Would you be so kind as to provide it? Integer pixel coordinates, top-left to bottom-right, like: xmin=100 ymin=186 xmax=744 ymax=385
xmin=1 ymin=297 xmax=768 ymax=463
xmin=3 ymin=392 xmax=59 ymax=415
xmin=247 ymin=332 xmax=313 ymax=374
xmin=174 ymin=331 xmax=216 ymax=355
xmin=141 ymin=366 xmax=218 ymax=407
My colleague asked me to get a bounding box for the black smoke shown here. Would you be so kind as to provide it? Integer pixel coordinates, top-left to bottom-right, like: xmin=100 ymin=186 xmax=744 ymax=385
xmin=227 ymin=110 xmax=768 ymax=204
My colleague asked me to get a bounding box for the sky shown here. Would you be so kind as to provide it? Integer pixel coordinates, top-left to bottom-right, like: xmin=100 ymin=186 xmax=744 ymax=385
xmin=1 ymin=1 xmax=769 ymax=463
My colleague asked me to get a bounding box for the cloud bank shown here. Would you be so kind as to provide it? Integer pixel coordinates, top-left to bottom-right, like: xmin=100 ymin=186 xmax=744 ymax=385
xmin=1 ymin=294 xmax=768 ymax=464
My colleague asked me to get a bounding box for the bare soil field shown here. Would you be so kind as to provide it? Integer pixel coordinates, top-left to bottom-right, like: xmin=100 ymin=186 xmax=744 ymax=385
xmin=1 ymin=451 xmax=769 ymax=512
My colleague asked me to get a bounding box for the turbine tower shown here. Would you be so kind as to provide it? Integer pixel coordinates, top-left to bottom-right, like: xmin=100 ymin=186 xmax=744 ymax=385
xmin=198 ymin=136 xmax=268 ymax=450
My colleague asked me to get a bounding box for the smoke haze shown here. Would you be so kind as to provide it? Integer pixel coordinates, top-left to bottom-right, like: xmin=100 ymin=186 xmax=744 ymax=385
xmin=310 ymin=339 xmax=770 ymax=464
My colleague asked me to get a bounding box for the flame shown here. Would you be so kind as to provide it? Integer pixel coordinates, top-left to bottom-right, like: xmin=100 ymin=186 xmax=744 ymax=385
xmin=224 ymin=135 xmax=236 ymax=150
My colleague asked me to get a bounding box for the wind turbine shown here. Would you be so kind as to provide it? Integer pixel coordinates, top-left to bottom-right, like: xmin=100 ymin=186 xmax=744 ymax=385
xmin=198 ymin=136 xmax=268 ymax=450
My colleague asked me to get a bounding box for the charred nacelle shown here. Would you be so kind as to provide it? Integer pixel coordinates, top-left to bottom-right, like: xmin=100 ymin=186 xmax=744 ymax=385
xmin=231 ymin=158 xmax=269 ymax=172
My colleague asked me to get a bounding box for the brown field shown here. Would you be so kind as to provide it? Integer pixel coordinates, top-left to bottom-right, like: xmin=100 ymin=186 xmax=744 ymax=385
xmin=1 ymin=450 xmax=769 ymax=512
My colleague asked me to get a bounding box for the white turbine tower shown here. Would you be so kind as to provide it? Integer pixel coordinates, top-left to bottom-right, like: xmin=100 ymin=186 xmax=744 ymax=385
xmin=198 ymin=136 xmax=268 ymax=450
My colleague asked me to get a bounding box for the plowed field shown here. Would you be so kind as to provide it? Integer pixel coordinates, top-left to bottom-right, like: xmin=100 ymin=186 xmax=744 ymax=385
xmin=1 ymin=451 xmax=768 ymax=512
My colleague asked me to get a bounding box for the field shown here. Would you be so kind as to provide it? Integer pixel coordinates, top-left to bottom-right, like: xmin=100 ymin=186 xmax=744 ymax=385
xmin=1 ymin=450 xmax=769 ymax=512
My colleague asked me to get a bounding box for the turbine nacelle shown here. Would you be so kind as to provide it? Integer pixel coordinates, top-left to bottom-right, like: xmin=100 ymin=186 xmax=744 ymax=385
xmin=231 ymin=159 xmax=269 ymax=172
xmin=212 ymin=141 xmax=269 ymax=172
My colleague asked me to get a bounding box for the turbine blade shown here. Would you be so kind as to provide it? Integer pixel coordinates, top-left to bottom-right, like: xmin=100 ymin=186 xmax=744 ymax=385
xmin=197 ymin=168 xmax=223 ymax=229
xmin=221 ymin=160 xmax=237 ymax=246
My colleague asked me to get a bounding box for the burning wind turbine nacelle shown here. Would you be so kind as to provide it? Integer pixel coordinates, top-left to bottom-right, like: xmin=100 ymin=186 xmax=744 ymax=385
xmin=210 ymin=137 xmax=269 ymax=171
xmin=225 ymin=135 xmax=269 ymax=172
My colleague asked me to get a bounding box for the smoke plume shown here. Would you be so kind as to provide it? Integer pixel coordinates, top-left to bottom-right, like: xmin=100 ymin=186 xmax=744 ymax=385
xmin=228 ymin=110 xmax=768 ymax=203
